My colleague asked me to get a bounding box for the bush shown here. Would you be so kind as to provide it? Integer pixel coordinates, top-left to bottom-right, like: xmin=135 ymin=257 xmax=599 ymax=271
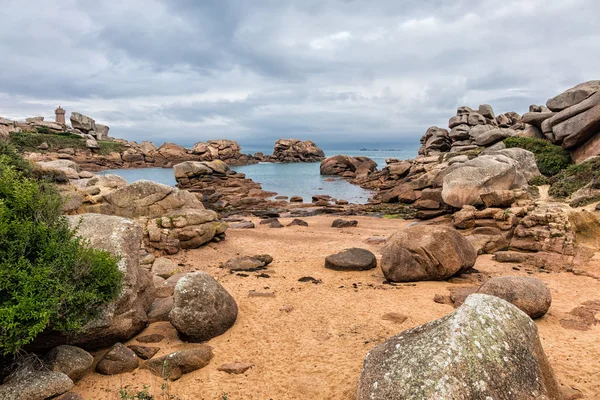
xmin=548 ymin=157 xmax=600 ymax=199
xmin=503 ymin=137 xmax=571 ymax=176
xmin=9 ymin=131 xmax=124 ymax=155
xmin=529 ymin=175 xmax=550 ymax=186
xmin=0 ymin=148 xmax=122 ymax=355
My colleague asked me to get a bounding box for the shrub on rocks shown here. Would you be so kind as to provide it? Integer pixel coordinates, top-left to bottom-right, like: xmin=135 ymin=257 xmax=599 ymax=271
xmin=0 ymin=149 xmax=122 ymax=355
xmin=357 ymin=294 xmax=562 ymax=399
xmin=504 ymin=136 xmax=571 ymax=176
xmin=381 ymin=225 xmax=476 ymax=282
xmin=169 ymin=272 xmax=238 ymax=342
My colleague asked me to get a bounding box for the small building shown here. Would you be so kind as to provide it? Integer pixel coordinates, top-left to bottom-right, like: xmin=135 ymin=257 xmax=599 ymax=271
xmin=55 ymin=106 xmax=66 ymax=124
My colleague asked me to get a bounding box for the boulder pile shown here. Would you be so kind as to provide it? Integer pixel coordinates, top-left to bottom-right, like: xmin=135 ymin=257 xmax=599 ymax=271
xmin=320 ymin=155 xmax=377 ymax=178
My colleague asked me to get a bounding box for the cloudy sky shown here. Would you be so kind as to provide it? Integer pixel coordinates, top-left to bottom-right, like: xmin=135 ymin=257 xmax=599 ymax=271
xmin=1 ymin=0 xmax=598 ymax=149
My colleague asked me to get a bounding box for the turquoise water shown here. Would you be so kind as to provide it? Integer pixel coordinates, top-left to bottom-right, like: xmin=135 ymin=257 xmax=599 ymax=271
xmin=98 ymin=147 xmax=418 ymax=204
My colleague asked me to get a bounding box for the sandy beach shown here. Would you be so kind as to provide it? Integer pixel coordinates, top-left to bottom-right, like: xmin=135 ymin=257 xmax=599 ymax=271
xmin=71 ymin=215 xmax=600 ymax=399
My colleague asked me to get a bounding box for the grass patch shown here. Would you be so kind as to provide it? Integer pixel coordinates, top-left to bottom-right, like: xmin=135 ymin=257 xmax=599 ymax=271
xmin=548 ymin=157 xmax=600 ymax=199
xmin=9 ymin=131 xmax=124 ymax=155
xmin=503 ymin=137 xmax=571 ymax=176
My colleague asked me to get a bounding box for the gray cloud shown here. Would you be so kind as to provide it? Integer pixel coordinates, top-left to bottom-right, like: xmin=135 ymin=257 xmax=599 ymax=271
xmin=1 ymin=0 xmax=599 ymax=149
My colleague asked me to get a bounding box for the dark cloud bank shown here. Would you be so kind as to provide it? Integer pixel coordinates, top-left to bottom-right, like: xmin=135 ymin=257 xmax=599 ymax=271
xmin=1 ymin=0 xmax=599 ymax=149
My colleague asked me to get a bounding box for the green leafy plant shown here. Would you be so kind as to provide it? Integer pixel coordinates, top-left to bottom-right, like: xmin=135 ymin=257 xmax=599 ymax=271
xmin=503 ymin=137 xmax=571 ymax=176
xmin=529 ymin=175 xmax=550 ymax=186
xmin=0 ymin=147 xmax=122 ymax=355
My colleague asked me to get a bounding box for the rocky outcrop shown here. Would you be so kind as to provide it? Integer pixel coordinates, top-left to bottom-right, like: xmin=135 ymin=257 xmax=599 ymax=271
xmin=357 ymin=294 xmax=562 ymax=399
xmin=169 ymin=272 xmax=238 ymax=342
xmin=174 ymin=160 xmax=278 ymax=211
xmin=319 ymin=155 xmax=377 ymax=178
xmin=145 ymin=209 xmax=227 ymax=254
xmin=441 ymin=149 xmax=540 ymax=208
xmin=380 ymin=225 xmax=476 ymax=282
xmin=191 ymin=140 xmax=256 ymax=166
xmin=263 ymin=139 xmax=325 ymax=163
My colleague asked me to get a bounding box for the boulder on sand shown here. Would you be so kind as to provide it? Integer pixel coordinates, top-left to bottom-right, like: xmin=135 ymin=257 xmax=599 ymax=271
xmin=380 ymin=225 xmax=476 ymax=282
xmin=46 ymin=345 xmax=94 ymax=382
xmin=357 ymin=294 xmax=562 ymax=400
xmin=477 ymin=276 xmax=552 ymax=319
xmin=141 ymin=346 xmax=213 ymax=380
xmin=169 ymin=272 xmax=238 ymax=342
xmin=95 ymin=343 xmax=139 ymax=375
xmin=325 ymin=248 xmax=377 ymax=271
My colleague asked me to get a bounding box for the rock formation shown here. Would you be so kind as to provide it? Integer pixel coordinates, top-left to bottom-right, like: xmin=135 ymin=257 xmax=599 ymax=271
xmin=357 ymin=294 xmax=562 ymax=399
xmin=260 ymin=139 xmax=325 ymax=163
xmin=320 ymin=155 xmax=377 ymax=178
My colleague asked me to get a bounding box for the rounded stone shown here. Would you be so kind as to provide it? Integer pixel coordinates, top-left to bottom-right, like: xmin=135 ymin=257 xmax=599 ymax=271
xmin=169 ymin=272 xmax=238 ymax=342
xmin=325 ymin=248 xmax=377 ymax=271
xmin=477 ymin=276 xmax=552 ymax=318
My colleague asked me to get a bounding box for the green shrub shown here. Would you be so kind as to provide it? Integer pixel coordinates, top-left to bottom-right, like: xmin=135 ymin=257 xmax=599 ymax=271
xmin=0 ymin=150 xmax=122 ymax=355
xmin=548 ymin=157 xmax=600 ymax=199
xmin=529 ymin=175 xmax=550 ymax=186
xmin=8 ymin=131 xmax=124 ymax=155
xmin=503 ymin=137 xmax=571 ymax=176
xmin=35 ymin=126 xmax=51 ymax=135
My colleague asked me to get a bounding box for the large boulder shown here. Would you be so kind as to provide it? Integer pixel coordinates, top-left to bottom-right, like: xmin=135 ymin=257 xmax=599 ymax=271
xmin=442 ymin=149 xmax=539 ymax=208
xmin=271 ymin=139 xmax=325 ymax=162
xmin=104 ymin=180 xmax=204 ymax=218
xmin=70 ymin=112 xmax=96 ymax=133
xmin=191 ymin=139 xmax=244 ymax=164
xmin=473 ymin=128 xmax=515 ymax=146
xmin=380 ymin=225 xmax=476 ymax=282
xmin=477 ymin=276 xmax=552 ymax=319
xmin=357 ymin=294 xmax=562 ymax=400
xmin=31 ymin=214 xmax=155 ymax=350
xmin=169 ymin=272 xmax=238 ymax=342
xmin=95 ymin=343 xmax=139 ymax=375
xmin=546 ymin=80 xmax=600 ymax=111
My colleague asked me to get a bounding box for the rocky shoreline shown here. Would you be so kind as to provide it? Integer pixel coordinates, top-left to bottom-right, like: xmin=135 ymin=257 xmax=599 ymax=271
xmin=2 ymin=80 xmax=600 ymax=399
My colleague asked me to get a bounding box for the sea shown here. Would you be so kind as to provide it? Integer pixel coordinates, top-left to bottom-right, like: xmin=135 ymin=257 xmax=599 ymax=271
xmin=98 ymin=147 xmax=419 ymax=204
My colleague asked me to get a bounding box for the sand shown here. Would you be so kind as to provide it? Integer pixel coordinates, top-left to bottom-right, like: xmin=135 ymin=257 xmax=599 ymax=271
xmin=72 ymin=215 xmax=600 ymax=399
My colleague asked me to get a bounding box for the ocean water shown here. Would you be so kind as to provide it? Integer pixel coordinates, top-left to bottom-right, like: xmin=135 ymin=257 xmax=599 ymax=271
xmin=97 ymin=147 xmax=418 ymax=204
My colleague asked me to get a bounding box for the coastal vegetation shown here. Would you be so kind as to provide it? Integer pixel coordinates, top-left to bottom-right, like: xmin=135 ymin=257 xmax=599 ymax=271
xmin=548 ymin=157 xmax=600 ymax=199
xmin=9 ymin=131 xmax=124 ymax=155
xmin=503 ymin=137 xmax=571 ymax=177
xmin=0 ymin=143 xmax=122 ymax=355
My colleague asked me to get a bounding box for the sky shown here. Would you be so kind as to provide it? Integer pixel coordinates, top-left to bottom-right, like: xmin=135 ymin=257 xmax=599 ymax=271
xmin=1 ymin=0 xmax=598 ymax=150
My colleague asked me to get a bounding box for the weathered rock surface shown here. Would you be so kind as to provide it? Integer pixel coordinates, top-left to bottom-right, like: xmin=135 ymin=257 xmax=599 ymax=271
xmin=191 ymin=139 xmax=255 ymax=166
xmin=141 ymin=346 xmax=213 ymax=380
xmin=45 ymin=345 xmax=93 ymax=382
xmin=0 ymin=369 xmax=73 ymax=400
xmin=220 ymin=255 xmax=273 ymax=271
xmin=267 ymin=139 xmax=325 ymax=163
xmin=325 ymin=248 xmax=377 ymax=271
xmin=546 ymin=80 xmax=600 ymax=111
xmin=331 ymin=219 xmax=358 ymax=228
xmin=169 ymin=272 xmax=238 ymax=342
xmin=477 ymin=276 xmax=552 ymax=318
xmin=96 ymin=343 xmax=139 ymax=375
xmin=381 ymin=225 xmax=476 ymax=282
xmin=320 ymin=155 xmax=377 ymax=178
xmin=357 ymin=294 xmax=562 ymax=400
